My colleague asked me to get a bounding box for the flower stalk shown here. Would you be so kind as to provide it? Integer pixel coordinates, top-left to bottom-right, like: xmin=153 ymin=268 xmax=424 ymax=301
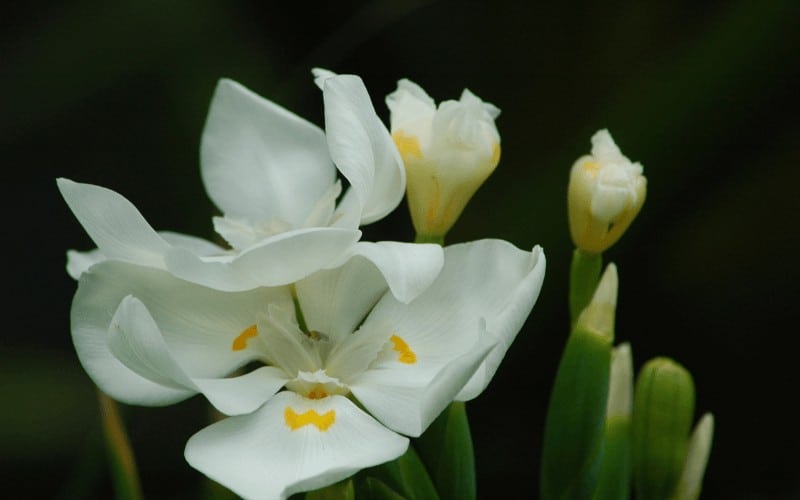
xmin=97 ymin=389 xmax=143 ymax=500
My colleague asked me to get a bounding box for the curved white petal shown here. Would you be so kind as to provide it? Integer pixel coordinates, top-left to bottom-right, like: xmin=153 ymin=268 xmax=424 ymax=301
xmin=194 ymin=366 xmax=289 ymax=416
xmin=349 ymin=322 xmax=495 ymax=437
xmin=340 ymin=241 xmax=444 ymax=304
xmin=75 ymin=260 xmax=291 ymax=379
xmin=164 ymin=227 xmax=361 ymax=291
xmin=106 ymin=295 xmax=288 ymax=415
xmin=455 ymin=244 xmax=546 ymax=401
xmin=200 ymin=79 xmax=336 ymax=226
xmin=295 ymin=256 xmax=388 ymax=344
xmin=108 ymin=295 xmax=196 ymax=390
xmin=66 ymin=248 xmax=106 ymax=280
xmin=320 ymin=74 xmax=405 ymax=225
xmin=72 ymin=273 xmax=195 ymax=406
xmin=159 ymin=231 xmax=227 ymax=256
xmin=185 ymin=392 xmax=408 ymax=500
xmin=57 ymin=178 xmax=169 ymax=268
xmin=360 ymin=239 xmax=546 ymax=402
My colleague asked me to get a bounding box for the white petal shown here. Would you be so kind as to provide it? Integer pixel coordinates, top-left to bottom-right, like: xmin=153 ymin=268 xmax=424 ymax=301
xmin=185 ymin=392 xmax=408 ymax=500
xmin=72 ymin=271 xmax=195 ymax=406
xmin=108 ymin=295 xmax=289 ymax=415
xmin=193 ymin=366 xmax=289 ymax=416
xmin=385 ymin=78 xmax=436 ymax=132
xmin=164 ymin=227 xmax=361 ymax=291
xmin=200 ymin=79 xmax=336 ymax=226
xmin=321 ymin=74 xmax=406 ymax=225
xmin=107 ymin=295 xmax=196 ymax=390
xmin=295 ymin=255 xmax=388 ymax=344
xmin=349 ymin=322 xmax=496 ymax=437
xmin=66 ymin=248 xmax=106 ymax=280
xmin=57 ymin=178 xmax=169 ymax=267
xmin=76 ymin=260 xmax=291 ymax=378
xmin=359 ymin=239 xmax=545 ymax=402
xmin=159 ymin=231 xmax=227 ymax=256
xmin=336 ymin=241 xmax=444 ymax=304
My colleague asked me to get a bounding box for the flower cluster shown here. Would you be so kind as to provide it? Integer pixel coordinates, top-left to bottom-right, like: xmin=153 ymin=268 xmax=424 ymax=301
xmin=60 ymin=70 xmax=545 ymax=499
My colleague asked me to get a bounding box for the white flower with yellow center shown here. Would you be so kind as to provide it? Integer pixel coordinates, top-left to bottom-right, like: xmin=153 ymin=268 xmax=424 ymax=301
xmin=71 ymin=239 xmax=545 ymax=499
xmin=385 ymin=79 xmax=501 ymax=240
xmin=568 ymin=129 xmax=647 ymax=254
xmin=58 ymin=70 xmax=441 ymax=302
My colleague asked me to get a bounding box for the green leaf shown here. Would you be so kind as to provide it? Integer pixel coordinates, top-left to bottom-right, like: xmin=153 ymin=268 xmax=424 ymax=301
xmin=356 ymin=477 xmax=407 ymax=500
xmin=592 ymin=415 xmax=632 ymax=500
xmin=305 ymin=478 xmax=355 ymax=500
xmin=569 ymin=249 xmax=603 ymax=326
xmin=540 ymin=327 xmax=613 ymax=500
xmin=362 ymin=445 xmax=439 ymax=500
xmin=414 ymin=401 xmax=475 ymax=500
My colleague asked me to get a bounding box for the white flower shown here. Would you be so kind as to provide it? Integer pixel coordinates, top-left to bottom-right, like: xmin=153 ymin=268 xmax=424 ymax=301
xmin=58 ymin=70 xmax=441 ymax=302
xmin=385 ymin=79 xmax=501 ymax=239
xmin=71 ymin=239 xmax=545 ymax=499
xmin=568 ymin=129 xmax=647 ymax=254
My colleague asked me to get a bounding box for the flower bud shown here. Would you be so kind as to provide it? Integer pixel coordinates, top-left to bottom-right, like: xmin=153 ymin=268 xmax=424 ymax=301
xmin=386 ymin=79 xmax=500 ymax=241
xmin=632 ymin=357 xmax=696 ymax=500
xmin=670 ymin=413 xmax=714 ymax=500
xmin=568 ymin=129 xmax=646 ymax=254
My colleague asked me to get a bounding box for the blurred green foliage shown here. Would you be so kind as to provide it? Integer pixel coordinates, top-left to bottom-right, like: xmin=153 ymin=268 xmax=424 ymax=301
xmin=3 ymin=0 xmax=799 ymax=497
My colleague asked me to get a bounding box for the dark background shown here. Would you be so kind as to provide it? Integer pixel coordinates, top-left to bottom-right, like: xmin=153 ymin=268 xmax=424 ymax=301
xmin=3 ymin=1 xmax=799 ymax=498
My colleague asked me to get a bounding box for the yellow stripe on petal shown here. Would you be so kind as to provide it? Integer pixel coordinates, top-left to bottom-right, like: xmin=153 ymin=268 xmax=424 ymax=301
xmin=392 ymin=131 xmax=423 ymax=159
xmin=390 ymin=334 xmax=417 ymax=364
xmin=232 ymin=324 xmax=258 ymax=351
xmin=284 ymin=407 xmax=336 ymax=431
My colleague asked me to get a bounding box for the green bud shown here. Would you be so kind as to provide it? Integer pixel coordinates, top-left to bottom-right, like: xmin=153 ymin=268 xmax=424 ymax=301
xmin=632 ymin=358 xmax=695 ymax=500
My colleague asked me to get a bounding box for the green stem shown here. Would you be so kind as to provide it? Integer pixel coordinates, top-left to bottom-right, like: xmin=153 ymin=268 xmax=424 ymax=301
xmin=97 ymin=390 xmax=143 ymax=500
xmin=414 ymin=233 xmax=445 ymax=245
xmin=569 ymin=249 xmax=603 ymax=326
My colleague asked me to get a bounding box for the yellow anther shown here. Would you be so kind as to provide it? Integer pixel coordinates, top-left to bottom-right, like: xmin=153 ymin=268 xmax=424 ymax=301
xmin=390 ymin=334 xmax=417 ymax=364
xmin=284 ymin=407 xmax=335 ymax=431
xmin=232 ymin=324 xmax=258 ymax=351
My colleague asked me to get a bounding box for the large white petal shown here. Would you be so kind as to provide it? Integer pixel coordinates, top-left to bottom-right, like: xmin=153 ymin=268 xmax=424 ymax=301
xmin=340 ymin=241 xmax=444 ymax=304
xmin=358 ymin=239 xmax=546 ymax=402
xmin=106 ymin=295 xmax=288 ymax=415
xmin=348 ymin=320 xmax=496 ymax=437
xmin=164 ymin=227 xmax=361 ymax=291
xmin=193 ymin=367 xmax=289 ymax=416
xmin=200 ymin=79 xmax=336 ymax=226
xmin=66 ymin=248 xmax=106 ymax=280
xmin=159 ymin=231 xmax=227 ymax=256
xmin=295 ymin=255 xmax=388 ymax=345
xmin=185 ymin=392 xmax=408 ymax=500
xmin=72 ymin=271 xmax=194 ymax=406
xmin=319 ymin=73 xmax=406 ymax=225
xmin=57 ymin=178 xmax=169 ymax=268
xmin=75 ymin=260 xmax=291 ymax=378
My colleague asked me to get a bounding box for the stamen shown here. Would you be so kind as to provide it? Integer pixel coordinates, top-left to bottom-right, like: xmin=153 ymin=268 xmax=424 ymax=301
xmin=232 ymin=324 xmax=258 ymax=351
xmin=284 ymin=407 xmax=335 ymax=431
xmin=390 ymin=334 xmax=417 ymax=364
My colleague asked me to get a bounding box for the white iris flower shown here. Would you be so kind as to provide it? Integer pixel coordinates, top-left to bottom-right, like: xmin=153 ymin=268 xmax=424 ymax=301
xmin=71 ymin=239 xmax=545 ymax=499
xmin=58 ymin=70 xmax=442 ymax=302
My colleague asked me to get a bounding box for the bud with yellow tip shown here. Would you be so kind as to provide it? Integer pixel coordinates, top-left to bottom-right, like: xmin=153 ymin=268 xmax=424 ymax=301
xmin=386 ymin=79 xmax=501 ymax=242
xmin=568 ymin=129 xmax=646 ymax=254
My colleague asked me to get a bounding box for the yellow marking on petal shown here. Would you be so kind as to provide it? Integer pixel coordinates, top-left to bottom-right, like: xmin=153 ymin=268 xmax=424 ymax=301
xmin=390 ymin=334 xmax=417 ymax=364
xmin=392 ymin=131 xmax=424 ymax=159
xmin=307 ymin=385 xmax=329 ymax=400
xmin=284 ymin=407 xmax=335 ymax=431
xmin=491 ymin=142 xmax=501 ymax=167
xmin=232 ymin=324 xmax=258 ymax=352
